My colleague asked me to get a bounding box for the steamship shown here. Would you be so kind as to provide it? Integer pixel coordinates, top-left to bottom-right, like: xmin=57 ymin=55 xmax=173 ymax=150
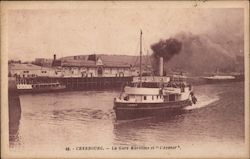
xmin=113 ymin=31 xmax=197 ymax=120
xmin=202 ymin=69 xmax=239 ymax=84
xmin=203 ymin=75 xmax=236 ymax=84
xmin=17 ymin=81 xmax=66 ymax=93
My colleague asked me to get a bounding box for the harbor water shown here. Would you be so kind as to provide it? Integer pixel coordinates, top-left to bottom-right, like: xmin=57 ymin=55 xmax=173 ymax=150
xmin=9 ymin=82 xmax=245 ymax=155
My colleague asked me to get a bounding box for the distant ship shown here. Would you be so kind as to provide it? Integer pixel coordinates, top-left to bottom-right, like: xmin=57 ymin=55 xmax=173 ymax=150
xmin=17 ymin=82 xmax=66 ymax=93
xmin=203 ymin=75 xmax=236 ymax=83
xmin=113 ymin=31 xmax=197 ymax=120
xmin=202 ymin=68 xmax=243 ymax=84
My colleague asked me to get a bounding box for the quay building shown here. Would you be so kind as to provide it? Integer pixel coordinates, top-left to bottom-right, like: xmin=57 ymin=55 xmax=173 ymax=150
xmin=9 ymin=54 xmax=139 ymax=78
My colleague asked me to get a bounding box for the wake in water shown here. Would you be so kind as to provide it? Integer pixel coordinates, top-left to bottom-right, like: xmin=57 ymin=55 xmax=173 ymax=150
xmin=114 ymin=116 xmax=154 ymax=125
xmin=185 ymin=94 xmax=219 ymax=110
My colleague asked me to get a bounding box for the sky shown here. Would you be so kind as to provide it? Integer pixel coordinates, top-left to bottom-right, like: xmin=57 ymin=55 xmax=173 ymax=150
xmin=6 ymin=2 xmax=244 ymax=61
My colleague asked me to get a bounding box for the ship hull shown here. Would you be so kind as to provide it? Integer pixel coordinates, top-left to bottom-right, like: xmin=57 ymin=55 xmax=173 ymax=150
xmin=114 ymin=99 xmax=192 ymax=120
xmin=18 ymin=87 xmax=66 ymax=94
xmin=204 ymin=78 xmax=239 ymax=84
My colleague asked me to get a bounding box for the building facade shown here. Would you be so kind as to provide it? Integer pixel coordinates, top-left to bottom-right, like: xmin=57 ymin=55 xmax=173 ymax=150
xmin=9 ymin=63 xmax=62 ymax=78
xmin=9 ymin=54 xmax=138 ymax=78
xmin=60 ymin=56 xmax=134 ymax=77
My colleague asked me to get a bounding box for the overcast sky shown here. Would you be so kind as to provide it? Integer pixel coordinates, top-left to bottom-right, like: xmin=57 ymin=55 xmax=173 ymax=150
xmin=6 ymin=2 xmax=244 ymax=61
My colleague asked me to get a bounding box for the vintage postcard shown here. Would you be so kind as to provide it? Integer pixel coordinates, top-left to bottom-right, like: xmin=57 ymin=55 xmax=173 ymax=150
xmin=1 ymin=1 xmax=249 ymax=158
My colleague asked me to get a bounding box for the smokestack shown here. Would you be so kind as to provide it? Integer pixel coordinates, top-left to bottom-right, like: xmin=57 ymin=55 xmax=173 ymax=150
xmin=159 ymin=57 xmax=163 ymax=76
xmin=151 ymin=38 xmax=182 ymax=76
xmin=53 ymin=54 xmax=56 ymax=61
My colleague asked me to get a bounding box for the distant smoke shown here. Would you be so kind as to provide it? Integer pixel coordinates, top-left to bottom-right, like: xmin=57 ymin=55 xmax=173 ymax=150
xmin=151 ymin=38 xmax=182 ymax=75
xmin=151 ymin=32 xmax=240 ymax=75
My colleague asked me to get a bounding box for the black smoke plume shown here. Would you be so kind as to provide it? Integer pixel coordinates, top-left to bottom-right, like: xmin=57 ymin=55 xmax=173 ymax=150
xmin=151 ymin=38 xmax=182 ymax=75
xmin=150 ymin=32 xmax=241 ymax=75
xmin=151 ymin=38 xmax=182 ymax=61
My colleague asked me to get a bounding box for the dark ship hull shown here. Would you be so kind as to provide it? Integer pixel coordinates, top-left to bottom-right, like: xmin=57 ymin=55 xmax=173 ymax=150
xmin=18 ymin=87 xmax=66 ymax=94
xmin=114 ymin=99 xmax=192 ymax=120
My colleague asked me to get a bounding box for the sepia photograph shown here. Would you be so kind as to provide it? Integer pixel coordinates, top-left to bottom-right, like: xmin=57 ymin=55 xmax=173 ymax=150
xmin=1 ymin=1 xmax=249 ymax=158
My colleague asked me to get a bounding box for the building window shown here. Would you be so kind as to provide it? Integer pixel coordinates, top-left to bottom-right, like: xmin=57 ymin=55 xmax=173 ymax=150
xmin=41 ymin=71 xmax=47 ymax=73
xmin=144 ymin=96 xmax=147 ymax=100
xmin=152 ymin=96 xmax=154 ymax=100
xmin=23 ymin=70 xmax=29 ymax=73
xmin=169 ymin=94 xmax=175 ymax=101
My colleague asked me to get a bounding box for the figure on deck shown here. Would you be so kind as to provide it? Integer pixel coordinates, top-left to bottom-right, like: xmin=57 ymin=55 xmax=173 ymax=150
xmin=190 ymin=92 xmax=197 ymax=105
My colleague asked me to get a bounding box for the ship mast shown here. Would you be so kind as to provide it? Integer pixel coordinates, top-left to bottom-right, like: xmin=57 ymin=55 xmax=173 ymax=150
xmin=139 ymin=30 xmax=142 ymax=87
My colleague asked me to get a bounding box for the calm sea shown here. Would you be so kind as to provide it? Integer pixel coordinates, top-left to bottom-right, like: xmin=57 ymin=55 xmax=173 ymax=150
xmin=9 ymin=82 xmax=245 ymax=154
